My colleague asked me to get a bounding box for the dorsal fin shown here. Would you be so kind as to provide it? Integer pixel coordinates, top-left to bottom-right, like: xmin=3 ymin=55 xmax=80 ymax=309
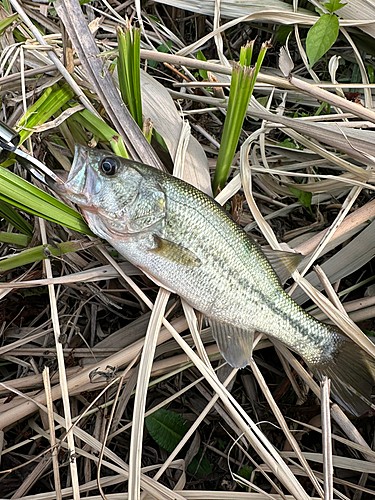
xmin=262 ymin=247 xmax=302 ymax=284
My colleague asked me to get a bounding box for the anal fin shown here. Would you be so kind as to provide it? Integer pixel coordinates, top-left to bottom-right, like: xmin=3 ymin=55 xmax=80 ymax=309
xmin=208 ymin=319 xmax=254 ymax=369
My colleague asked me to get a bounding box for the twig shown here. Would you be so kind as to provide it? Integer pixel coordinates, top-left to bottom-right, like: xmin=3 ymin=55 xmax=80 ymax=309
xmin=321 ymin=377 xmax=333 ymax=500
xmin=42 ymin=366 xmax=62 ymax=500
xmin=39 ymin=218 xmax=81 ymax=500
xmin=129 ymin=289 xmax=169 ymax=500
xmin=251 ymin=359 xmax=324 ymax=498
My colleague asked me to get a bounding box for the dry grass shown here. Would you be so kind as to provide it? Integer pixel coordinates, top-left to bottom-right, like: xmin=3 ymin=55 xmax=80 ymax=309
xmin=0 ymin=0 xmax=375 ymax=499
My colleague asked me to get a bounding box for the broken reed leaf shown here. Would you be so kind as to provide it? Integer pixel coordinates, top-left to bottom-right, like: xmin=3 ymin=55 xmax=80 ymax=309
xmin=0 ymin=240 xmax=93 ymax=272
xmin=117 ymin=25 xmax=143 ymax=130
xmin=251 ymin=41 xmax=270 ymax=94
xmin=0 ymin=231 xmax=31 ymax=247
xmin=0 ymin=166 xmax=93 ymax=235
xmin=239 ymin=40 xmax=254 ymax=67
xmin=142 ymin=118 xmax=153 ymax=144
xmin=17 ymin=84 xmax=75 ymax=144
xmin=74 ymin=109 xmax=128 ymax=158
xmin=306 ymin=13 xmax=339 ymax=68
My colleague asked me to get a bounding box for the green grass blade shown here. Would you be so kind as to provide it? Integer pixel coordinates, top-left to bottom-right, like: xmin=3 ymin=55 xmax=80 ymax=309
xmin=0 ymin=199 xmax=33 ymax=236
xmin=17 ymin=84 xmax=75 ymax=144
xmin=239 ymin=40 xmax=254 ymax=67
xmin=213 ymin=65 xmax=253 ymax=193
xmin=0 ymin=240 xmax=93 ymax=272
xmin=212 ymin=42 xmax=269 ymax=193
xmin=0 ymin=166 xmax=94 ymax=235
xmin=117 ymin=24 xmax=143 ymax=129
xmin=74 ymin=109 xmax=129 ymax=158
xmin=0 ymin=12 xmax=18 ymax=34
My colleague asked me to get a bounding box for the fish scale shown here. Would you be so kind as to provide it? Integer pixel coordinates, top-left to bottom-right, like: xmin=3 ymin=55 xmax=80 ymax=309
xmin=53 ymin=145 xmax=375 ymax=416
xmin=154 ymin=173 xmax=336 ymax=362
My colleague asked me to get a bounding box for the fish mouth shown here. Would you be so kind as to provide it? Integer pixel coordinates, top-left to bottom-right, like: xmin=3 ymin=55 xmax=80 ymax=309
xmin=50 ymin=144 xmax=98 ymax=206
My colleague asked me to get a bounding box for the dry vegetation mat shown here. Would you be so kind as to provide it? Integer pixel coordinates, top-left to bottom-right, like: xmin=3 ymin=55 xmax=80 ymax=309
xmin=0 ymin=0 xmax=374 ymax=499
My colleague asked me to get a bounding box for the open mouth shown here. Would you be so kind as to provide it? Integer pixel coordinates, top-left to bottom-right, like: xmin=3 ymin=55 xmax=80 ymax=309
xmin=48 ymin=144 xmax=90 ymax=197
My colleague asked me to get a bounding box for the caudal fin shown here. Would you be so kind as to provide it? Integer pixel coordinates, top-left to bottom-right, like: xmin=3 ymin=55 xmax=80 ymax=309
xmin=310 ymin=337 xmax=375 ymax=416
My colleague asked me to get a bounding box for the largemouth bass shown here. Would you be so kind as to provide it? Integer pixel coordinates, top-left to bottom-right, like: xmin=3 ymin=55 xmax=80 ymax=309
xmin=54 ymin=145 xmax=375 ymax=416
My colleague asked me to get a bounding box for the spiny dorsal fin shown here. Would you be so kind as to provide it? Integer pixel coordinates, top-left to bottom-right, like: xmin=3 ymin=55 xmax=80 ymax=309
xmin=209 ymin=319 xmax=254 ymax=369
xmin=262 ymin=247 xmax=303 ymax=284
xmin=150 ymin=234 xmax=201 ymax=268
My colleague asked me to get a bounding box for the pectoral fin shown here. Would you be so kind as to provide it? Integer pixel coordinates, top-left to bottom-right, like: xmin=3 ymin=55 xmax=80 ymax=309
xmin=209 ymin=319 xmax=254 ymax=369
xmin=151 ymin=235 xmax=201 ymax=268
xmin=262 ymin=248 xmax=303 ymax=284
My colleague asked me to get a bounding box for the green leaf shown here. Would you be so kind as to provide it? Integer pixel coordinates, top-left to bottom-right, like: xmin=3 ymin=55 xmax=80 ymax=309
xmin=277 ymin=139 xmax=297 ymax=149
xmin=0 ymin=232 xmax=31 ymax=247
xmin=157 ymin=41 xmax=172 ymax=53
xmin=217 ymin=438 xmax=227 ymax=450
xmin=187 ymin=449 xmax=212 ymax=477
xmin=0 ymin=12 xmax=18 ymax=34
xmin=276 ymin=25 xmax=293 ymax=45
xmin=148 ymin=41 xmax=172 ymax=68
xmin=145 ymin=408 xmax=211 ymax=478
xmin=306 ymin=14 xmax=339 ymax=68
xmin=236 ymin=465 xmax=255 ymax=491
xmin=256 ymin=96 xmax=269 ymax=108
xmin=74 ymin=109 xmax=128 ymax=158
xmin=17 ymin=84 xmax=75 ymax=144
xmin=0 ymin=240 xmax=93 ymax=272
xmin=289 ymin=186 xmax=313 ymax=211
xmin=117 ymin=25 xmax=143 ymax=130
xmin=323 ymin=0 xmax=347 ymax=13
xmin=145 ymin=409 xmax=189 ymax=453
xmin=367 ymin=65 xmax=374 ymax=84
xmin=0 ymin=199 xmax=33 ymax=236
xmin=197 ymin=50 xmax=208 ymax=79
xmin=0 ymin=166 xmax=94 ymax=235
xmin=363 ymin=329 xmax=375 ymax=337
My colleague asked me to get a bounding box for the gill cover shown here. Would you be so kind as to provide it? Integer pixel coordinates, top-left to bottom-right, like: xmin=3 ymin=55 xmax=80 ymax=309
xmin=57 ymin=145 xmax=167 ymax=237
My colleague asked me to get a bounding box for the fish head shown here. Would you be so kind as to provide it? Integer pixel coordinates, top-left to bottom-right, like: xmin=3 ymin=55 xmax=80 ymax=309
xmin=52 ymin=145 xmax=166 ymax=240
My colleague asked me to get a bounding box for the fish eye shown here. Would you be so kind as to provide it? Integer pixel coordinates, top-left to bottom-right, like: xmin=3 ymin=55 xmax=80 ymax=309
xmin=100 ymin=157 xmax=118 ymax=176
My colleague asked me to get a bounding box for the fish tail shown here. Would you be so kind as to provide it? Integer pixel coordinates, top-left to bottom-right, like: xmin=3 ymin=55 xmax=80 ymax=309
xmin=309 ymin=336 xmax=375 ymax=416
